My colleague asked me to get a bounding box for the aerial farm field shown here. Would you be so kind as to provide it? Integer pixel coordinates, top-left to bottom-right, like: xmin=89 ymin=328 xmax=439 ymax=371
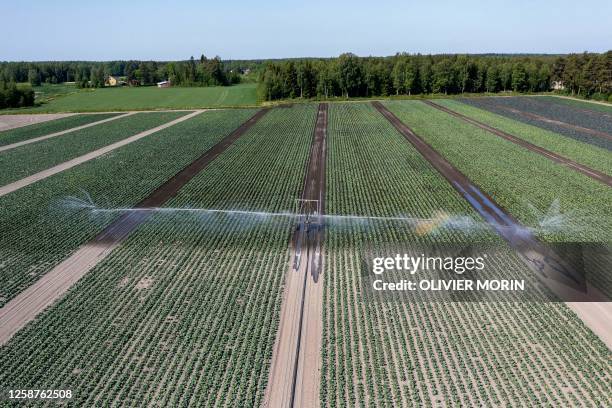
xmin=6 ymin=83 xmax=258 ymax=113
xmin=0 ymin=96 xmax=610 ymax=406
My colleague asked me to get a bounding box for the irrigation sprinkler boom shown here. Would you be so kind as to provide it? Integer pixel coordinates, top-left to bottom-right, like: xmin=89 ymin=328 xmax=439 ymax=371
xmin=292 ymin=199 xmax=322 ymax=278
xmin=57 ymin=193 xmax=606 ymax=295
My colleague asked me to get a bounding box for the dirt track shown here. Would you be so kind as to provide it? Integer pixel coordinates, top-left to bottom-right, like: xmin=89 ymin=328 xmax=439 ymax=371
xmin=0 ymin=108 xmax=269 ymax=346
xmin=0 ymin=111 xmax=202 ymax=198
xmin=0 ymin=112 xmax=135 ymax=153
xmin=0 ymin=114 xmax=75 ymax=132
xmin=372 ymin=101 xmax=612 ymax=349
xmin=423 ymin=100 xmax=612 ymax=187
xmin=265 ymin=103 xmax=327 ymax=408
xmin=495 ymin=105 xmax=612 ymax=141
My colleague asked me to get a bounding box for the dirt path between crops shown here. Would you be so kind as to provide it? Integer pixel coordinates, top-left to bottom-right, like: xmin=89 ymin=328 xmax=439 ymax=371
xmin=372 ymin=101 xmax=612 ymax=350
xmin=423 ymin=100 xmax=612 ymax=187
xmin=0 ymin=111 xmax=203 ymax=198
xmin=265 ymin=103 xmax=327 ymax=408
xmin=0 ymin=112 xmax=135 ymax=153
xmin=0 ymin=109 xmax=269 ymax=347
xmin=0 ymin=114 xmax=75 ymax=132
xmin=494 ymin=104 xmax=612 ymax=141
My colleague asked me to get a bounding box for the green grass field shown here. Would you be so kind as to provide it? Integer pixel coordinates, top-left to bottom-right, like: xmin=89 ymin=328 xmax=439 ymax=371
xmin=8 ymin=83 xmax=258 ymax=113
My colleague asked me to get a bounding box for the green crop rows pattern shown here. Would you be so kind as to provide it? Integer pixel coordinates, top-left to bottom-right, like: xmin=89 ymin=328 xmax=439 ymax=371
xmin=435 ymin=99 xmax=612 ymax=175
xmin=0 ymin=113 xmax=118 ymax=146
xmin=0 ymin=109 xmax=258 ymax=307
xmin=540 ymin=96 xmax=612 ymax=114
xmin=0 ymin=105 xmax=317 ymax=406
xmin=320 ymin=103 xmax=611 ymax=406
xmin=0 ymin=111 xmax=188 ymax=186
xmin=385 ymin=101 xmax=612 ymax=243
xmin=326 ymin=103 xmax=480 ymax=223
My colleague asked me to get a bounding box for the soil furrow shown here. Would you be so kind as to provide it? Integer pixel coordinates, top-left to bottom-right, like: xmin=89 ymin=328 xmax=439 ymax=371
xmin=372 ymin=100 xmax=612 ymax=349
xmin=0 ymin=108 xmax=269 ymax=346
xmin=423 ymin=100 xmax=612 ymax=187
xmin=265 ymin=103 xmax=327 ymax=408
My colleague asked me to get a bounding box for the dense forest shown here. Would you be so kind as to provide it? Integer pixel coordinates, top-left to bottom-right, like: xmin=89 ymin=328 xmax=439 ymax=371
xmin=257 ymin=51 xmax=612 ymax=101
xmin=0 ymin=54 xmax=245 ymax=89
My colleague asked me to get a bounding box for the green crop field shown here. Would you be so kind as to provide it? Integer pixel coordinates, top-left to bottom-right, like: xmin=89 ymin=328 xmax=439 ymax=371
xmin=321 ymin=102 xmax=611 ymax=406
xmin=385 ymin=100 xmax=612 ymax=243
xmin=9 ymin=83 xmax=258 ymax=113
xmin=434 ymin=99 xmax=612 ymax=174
xmin=0 ymin=109 xmax=257 ymax=306
xmin=540 ymin=96 xmax=612 ymax=114
xmin=0 ymin=105 xmax=317 ymax=406
xmin=0 ymin=98 xmax=610 ymax=406
xmin=0 ymin=111 xmax=187 ymax=185
xmin=0 ymin=113 xmax=118 ymax=146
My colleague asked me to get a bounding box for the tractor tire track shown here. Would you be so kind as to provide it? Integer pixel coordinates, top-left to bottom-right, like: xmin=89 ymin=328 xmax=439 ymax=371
xmin=423 ymin=100 xmax=612 ymax=187
xmin=372 ymin=101 xmax=612 ymax=349
xmin=0 ymin=108 xmax=269 ymax=346
xmin=265 ymin=103 xmax=327 ymax=408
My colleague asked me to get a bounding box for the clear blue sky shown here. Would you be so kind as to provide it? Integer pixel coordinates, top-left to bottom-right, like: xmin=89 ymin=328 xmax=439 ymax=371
xmin=2 ymin=0 xmax=610 ymax=61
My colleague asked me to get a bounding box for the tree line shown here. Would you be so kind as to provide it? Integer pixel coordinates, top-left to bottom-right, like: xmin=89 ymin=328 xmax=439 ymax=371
xmin=257 ymin=51 xmax=612 ymax=101
xmin=0 ymin=82 xmax=34 ymax=109
xmin=0 ymin=54 xmax=245 ymax=89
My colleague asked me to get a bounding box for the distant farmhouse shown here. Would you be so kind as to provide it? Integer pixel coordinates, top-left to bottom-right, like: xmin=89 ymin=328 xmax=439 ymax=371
xmin=551 ymin=80 xmax=565 ymax=90
xmin=105 ymin=76 xmax=126 ymax=87
xmin=157 ymin=80 xmax=171 ymax=88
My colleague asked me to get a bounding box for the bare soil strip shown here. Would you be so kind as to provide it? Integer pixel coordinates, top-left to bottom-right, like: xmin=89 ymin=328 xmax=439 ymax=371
xmin=372 ymin=101 xmax=612 ymax=349
xmin=0 ymin=109 xmax=269 ymax=346
xmin=0 ymin=114 xmax=75 ymax=132
xmin=423 ymin=100 xmax=612 ymax=187
xmin=265 ymin=103 xmax=327 ymax=408
xmin=0 ymin=112 xmax=135 ymax=153
xmin=0 ymin=111 xmax=202 ymax=198
xmin=494 ymin=104 xmax=612 ymax=141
